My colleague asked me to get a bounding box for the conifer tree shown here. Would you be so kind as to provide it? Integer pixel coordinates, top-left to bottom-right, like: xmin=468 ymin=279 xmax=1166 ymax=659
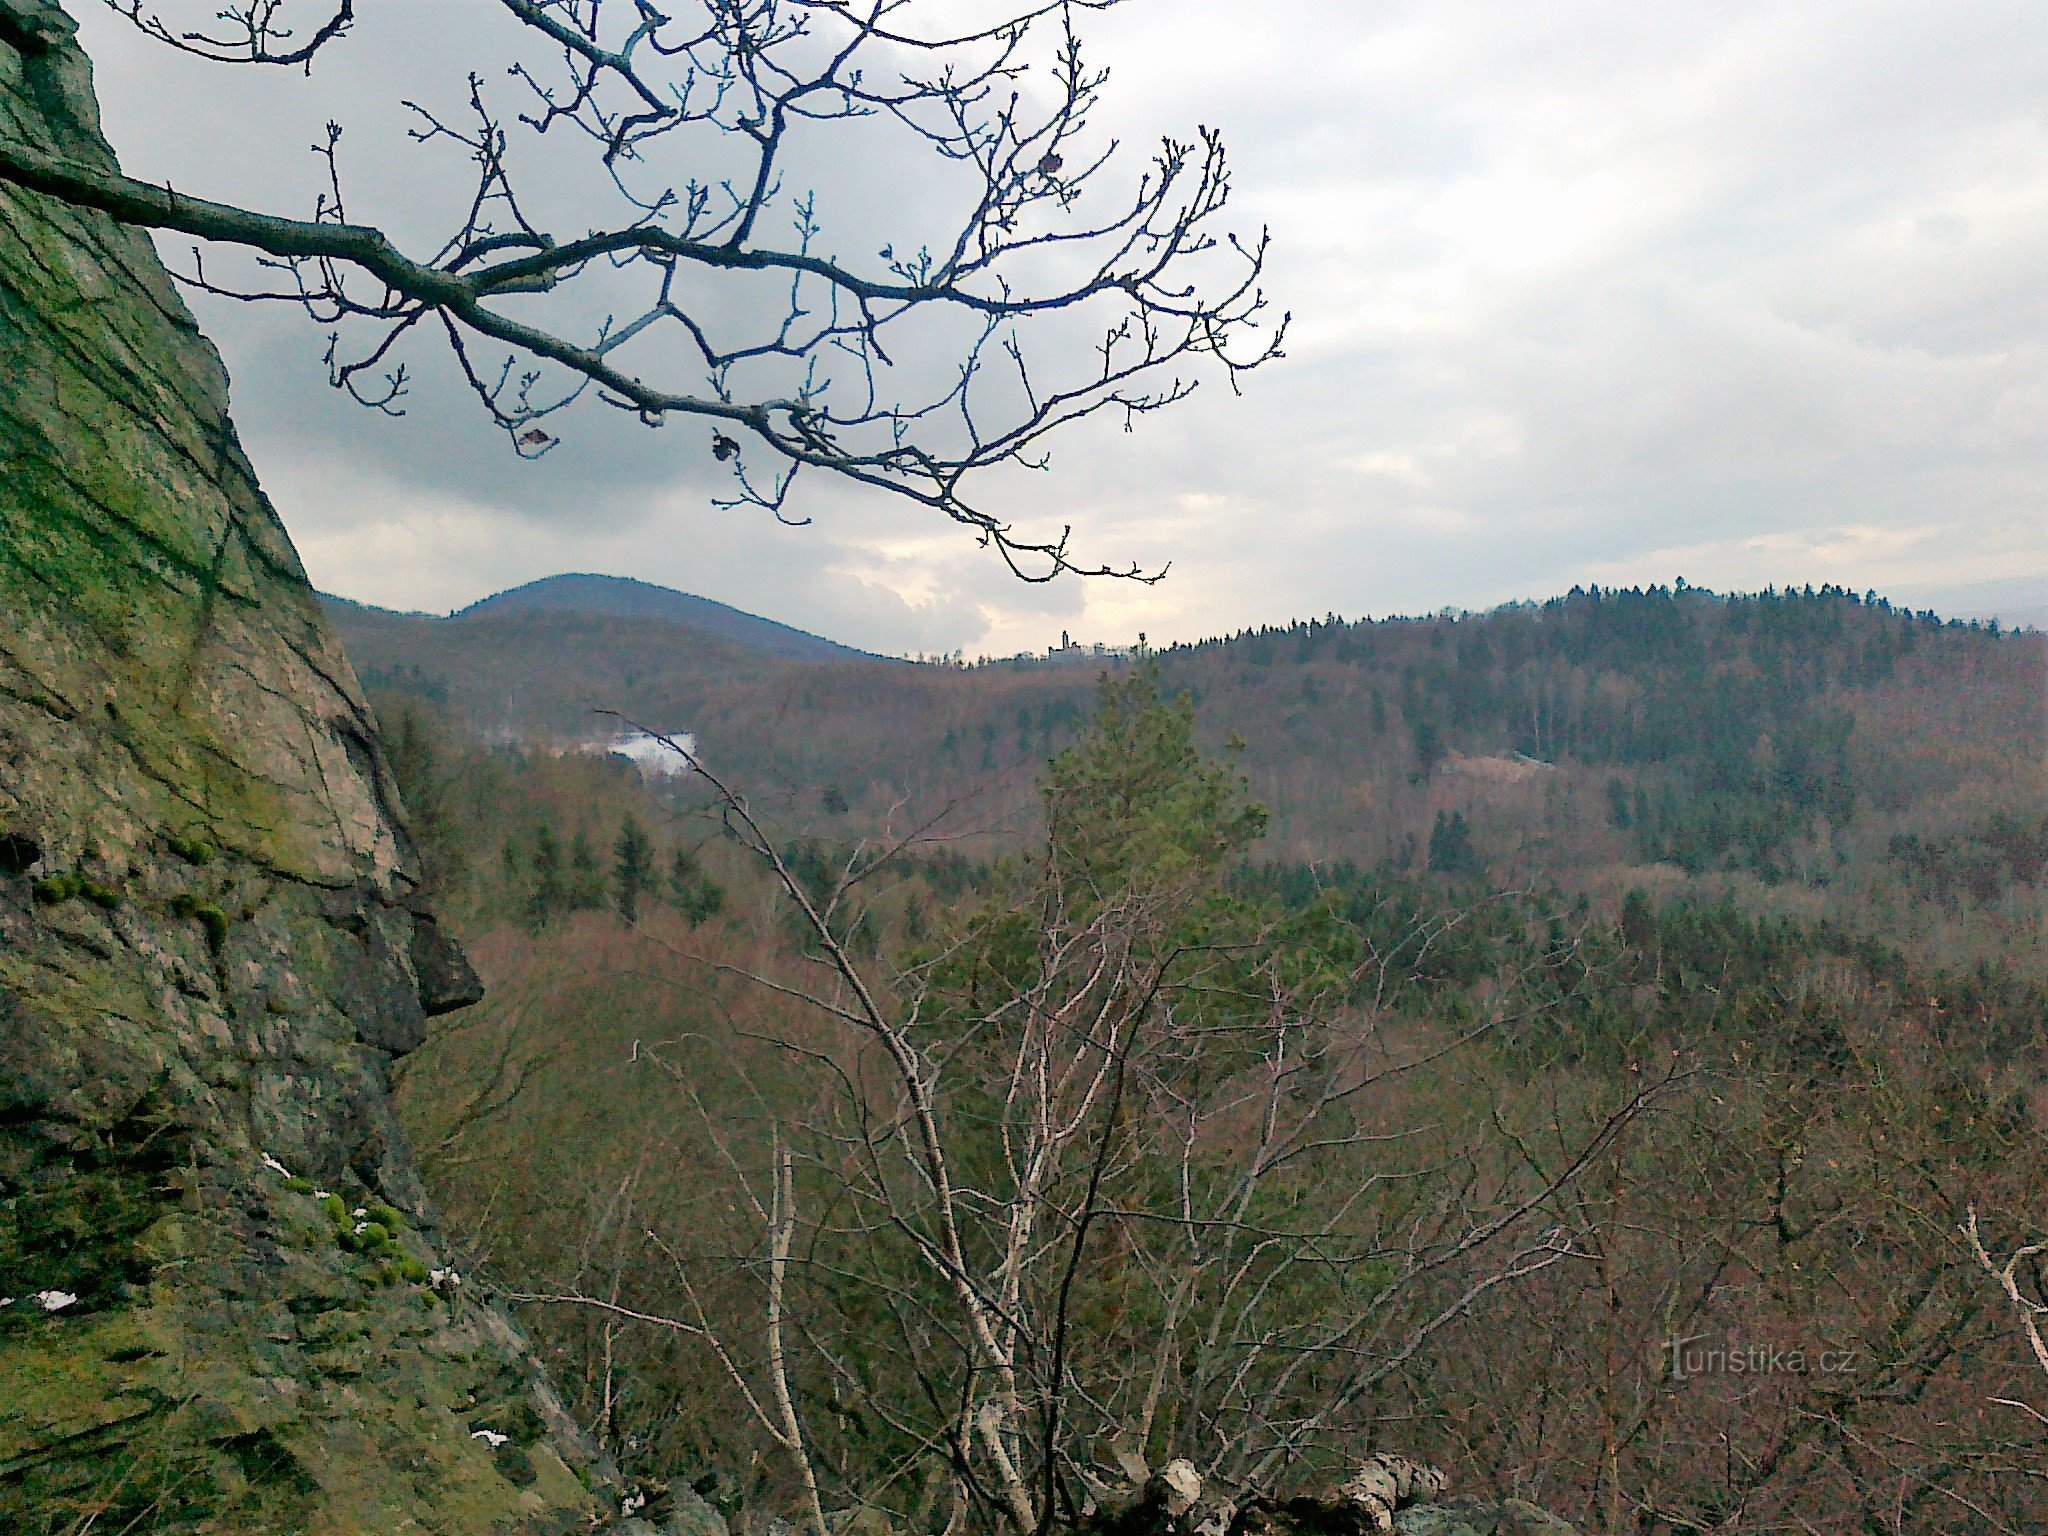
xmin=668 ymin=846 xmax=724 ymax=929
xmin=1427 ymin=809 xmax=1481 ymax=877
xmin=613 ymin=817 xmax=654 ymax=923
xmin=528 ymin=824 xmax=564 ymax=931
xmin=567 ymin=830 xmax=605 ymax=911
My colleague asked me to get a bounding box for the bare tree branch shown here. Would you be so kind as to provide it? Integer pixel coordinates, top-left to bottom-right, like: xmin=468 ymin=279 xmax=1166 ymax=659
xmin=0 ymin=0 xmax=1288 ymax=578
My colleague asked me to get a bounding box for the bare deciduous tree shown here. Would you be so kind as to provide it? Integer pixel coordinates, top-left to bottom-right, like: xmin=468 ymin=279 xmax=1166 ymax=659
xmin=0 ymin=0 xmax=1284 ymax=576
xmin=1965 ymin=1209 xmax=2048 ymax=1429
xmin=507 ymin=682 xmax=1674 ymax=1534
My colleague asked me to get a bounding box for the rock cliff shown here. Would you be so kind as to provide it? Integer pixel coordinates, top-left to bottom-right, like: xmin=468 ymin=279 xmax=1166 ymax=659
xmin=0 ymin=3 xmax=618 ymax=1529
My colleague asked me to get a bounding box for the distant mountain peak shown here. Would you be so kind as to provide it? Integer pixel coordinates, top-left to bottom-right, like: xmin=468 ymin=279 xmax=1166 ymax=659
xmin=449 ymin=573 xmax=870 ymax=662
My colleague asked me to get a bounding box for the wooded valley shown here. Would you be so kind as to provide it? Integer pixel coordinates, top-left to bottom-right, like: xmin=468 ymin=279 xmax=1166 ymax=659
xmin=347 ymin=581 xmax=2048 ymax=1534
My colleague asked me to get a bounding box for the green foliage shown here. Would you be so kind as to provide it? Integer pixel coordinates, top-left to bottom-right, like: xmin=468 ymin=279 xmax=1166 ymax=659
xmin=614 ymin=815 xmax=655 ymax=922
xmin=169 ymin=892 xmax=231 ymax=952
xmin=31 ymin=874 xmax=80 ymax=905
xmin=0 ymin=1150 xmax=171 ymax=1314
xmin=1042 ymin=668 xmax=1266 ymax=899
xmin=668 ymin=846 xmax=725 ymax=927
xmin=381 ymin=1256 xmax=431 ymax=1286
xmin=1426 ymin=809 xmax=1481 ymax=877
xmin=917 ymin=673 xmax=1278 ymax=1041
xmin=1604 ymin=776 xmax=1631 ymax=828
xmin=30 ymin=872 xmax=122 ymax=909
xmin=1888 ymin=809 xmax=2048 ymax=905
xmin=1411 ymin=715 xmax=1444 ymax=778
xmin=1254 ymin=860 xmax=2048 ymax=1075
xmin=527 ymin=824 xmax=565 ymax=931
xmin=311 ymin=1192 xmax=412 ymax=1259
xmin=567 ymin=830 xmax=606 ymax=911
xmin=164 ymin=833 xmax=215 ymax=866
xmin=385 ymin=704 xmax=466 ymax=888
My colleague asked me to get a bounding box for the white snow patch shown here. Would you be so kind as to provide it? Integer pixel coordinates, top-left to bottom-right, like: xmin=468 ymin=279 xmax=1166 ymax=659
xmin=470 ymin=1429 xmax=510 ymax=1448
xmin=35 ymin=1290 xmax=78 ymax=1312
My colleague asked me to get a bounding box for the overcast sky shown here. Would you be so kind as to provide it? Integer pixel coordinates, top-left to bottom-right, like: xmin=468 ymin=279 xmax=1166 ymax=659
xmin=75 ymin=0 xmax=2048 ymax=655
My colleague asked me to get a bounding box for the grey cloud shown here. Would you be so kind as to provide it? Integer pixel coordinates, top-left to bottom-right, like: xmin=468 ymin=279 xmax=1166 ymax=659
xmin=72 ymin=0 xmax=2048 ymax=647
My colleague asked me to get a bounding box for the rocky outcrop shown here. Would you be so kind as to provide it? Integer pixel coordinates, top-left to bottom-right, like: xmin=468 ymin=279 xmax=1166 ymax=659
xmin=1078 ymin=1456 xmax=1579 ymax=1536
xmin=0 ymin=3 xmax=612 ymax=1529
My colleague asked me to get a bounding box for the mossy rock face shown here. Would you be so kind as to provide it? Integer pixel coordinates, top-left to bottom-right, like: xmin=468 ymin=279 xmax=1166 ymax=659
xmin=0 ymin=3 xmax=608 ymax=1529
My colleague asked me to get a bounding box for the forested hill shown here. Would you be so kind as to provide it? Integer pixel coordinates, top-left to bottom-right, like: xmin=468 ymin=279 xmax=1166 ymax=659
xmin=452 ymin=572 xmax=868 ymax=661
xmin=335 ymin=582 xmax=2044 ymax=941
xmin=1169 ymin=584 xmax=2040 ymax=865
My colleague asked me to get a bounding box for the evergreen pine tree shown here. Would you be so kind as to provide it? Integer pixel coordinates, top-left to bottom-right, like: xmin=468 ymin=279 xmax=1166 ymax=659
xmin=568 ymin=829 xmax=605 ymax=910
xmin=613 ymin=816 xmax=654 ymax=922
xmin=528 ymin=824 xmax=564 ymax=931
xmin=387 ymin=706 xmax=463 ymax=889
xmin=498 ymin=838 xmax=524 ymax=925
xmin=1427 ymin=809 xmax=1481 ymax=878
xmin=668 ymin=846 xmax=725 ymax=928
